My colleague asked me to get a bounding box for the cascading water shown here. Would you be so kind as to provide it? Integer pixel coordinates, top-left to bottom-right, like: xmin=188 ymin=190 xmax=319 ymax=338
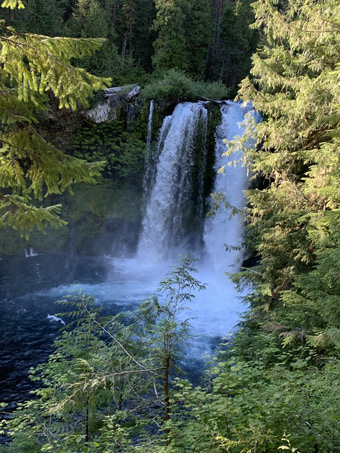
xmin=184 ymin=100 xmax=259 ymax=347
xmin=0 ymin=100 xmax=260 ymax=403
xmin=127 ymin=103 xmax=136 ymax=131
xmin=203 ymin=101 xmax=255 ymax=274
xmin=136 ymin=100 xmax=259 ymax=345
xmin=146 ymin=100 xmax=154 ymax=152
xmin=137 ymin=102 xmax=208 ymax=261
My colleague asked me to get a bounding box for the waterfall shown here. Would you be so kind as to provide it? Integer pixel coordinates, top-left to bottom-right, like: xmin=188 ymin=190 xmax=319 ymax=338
xmin=127 ymin=103 xmax=136 ymax=131
xmin=137 ymin=102 xmax=208 ymax=262
xmin=135 ymin=100 xmax=260 ymax=340
xmin=142 ymin=105 xmax=172 ymax=202
xmin=138 ymin=100 xmax=259 ymax=272
xmin=203 ymin=101 xmax=257 ymax=274
xmin=146 ymin=100 xmax=154 ymax=152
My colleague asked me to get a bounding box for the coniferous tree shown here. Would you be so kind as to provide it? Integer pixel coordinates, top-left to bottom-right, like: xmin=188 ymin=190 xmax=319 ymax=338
xmin=122 ymin=0 xmax=156 ymax=71
xmin=230 ymin=0 xmax=340 ymax=354
xmin=66 ymin=0 xmax=108 ymax=38
xmin=0 ymin=293 xmax=158 ymax=451
xmin=0 ymin=259 xmax=205 ymax=451
xmin=206 ymin=0 xmax=257 ymax=89
xmin=185 ymin=0 xmax=213 ymax=79
xmin=0 ymin=0 xmax=110 ymax=236
xmin=220 ymin=0 xmax=257 ymax=89
xmin=152 ymin=0 xmax=190 ymax=73
xmin=19 ymin=0 xmax=63 ymax=35
xmin=64 ymin=0 xmax=121 ymax=76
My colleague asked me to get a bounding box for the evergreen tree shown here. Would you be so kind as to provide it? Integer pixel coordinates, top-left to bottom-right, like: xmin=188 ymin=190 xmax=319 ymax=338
xmin=18 ymin=0 xmax=63 ymax=35
xmin=152 ymin=0 xmax=190 ymax=72
xmin=220 ymin=0 xmax=257 ymax=89
xmin=118 ymin=0 xmax=136 ymax=60
xmin=66 ymin=0 xmax=108 ymax=38
xmin=185 ymin=0 xmax=213 ymax=79
xmin=0 ymin=1 xmax=110 ymax=236
xmin=0 ymin=259 xmax=205 ymax=451
xmin=206 ymin=0 xmax=257 ymax=90
xmin=231 ymin=0 xmax=340 ymax=354
xmin=164 ymin=353 xmax=340 ymax=452
xmin=64 ymin=0 xmax=121 ymax=76
xmin=0 ymin=293 xmax=158 ymax=451
xmin=117 ymin=0 xmax=156 ymax=71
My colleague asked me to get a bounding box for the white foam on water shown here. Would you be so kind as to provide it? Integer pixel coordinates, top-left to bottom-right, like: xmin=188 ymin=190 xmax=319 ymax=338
xmin=38 ymin=101 xmax=258 ymax=360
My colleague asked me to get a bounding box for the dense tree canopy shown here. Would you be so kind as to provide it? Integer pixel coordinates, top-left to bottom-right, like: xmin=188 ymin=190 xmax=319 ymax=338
xmin=0 ymin=4 xmax=110 ymax=236
xmin=236 ymin=0 xmax=340 ymax=354
xmin=0 ymin=0 xmax=257 ymax=89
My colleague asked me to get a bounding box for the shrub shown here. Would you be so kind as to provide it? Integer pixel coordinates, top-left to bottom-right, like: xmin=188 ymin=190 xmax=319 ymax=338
xmin=142 ymin=69 xmax=229 ymax=103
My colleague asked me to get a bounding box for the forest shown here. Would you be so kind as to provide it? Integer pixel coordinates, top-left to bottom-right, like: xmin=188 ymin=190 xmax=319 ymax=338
xmin=0 ymin=0 xmax=339 ymax=452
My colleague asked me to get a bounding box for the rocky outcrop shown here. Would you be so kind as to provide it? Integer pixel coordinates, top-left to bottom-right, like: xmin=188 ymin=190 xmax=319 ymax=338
xmin=87 ymin=85 xmax=141 ymax=123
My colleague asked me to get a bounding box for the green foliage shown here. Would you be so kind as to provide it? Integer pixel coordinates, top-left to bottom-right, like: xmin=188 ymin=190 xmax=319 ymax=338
xmin=184 ymin=0 xmax=212 ymax=79
xmin=1 ymin=0 xmax=24 ymax=9
xmin=72 ymin=119 xmax=146 ymax=184
xmin=151 ymin=0 xmax=255 ymax=86
xmin=0 ymin=181 xmax=141 ymax=256
xmin=164 ymin=353 xmax=340 ymax=452
xmin=0 ymin=258 xmax=205 ymax=451
xmin=142 ymin=69 xmax=229 ymax=104
xmin=150 ymin=2 xmax=340 ymax=451
xmin=0 ymin=0 xmax=256 ymax=89
xmin=219 ymin=0 xmax=258 ymax=90
xmin=0 ymin=3 xmax=111 ymax=236
xmin=0 ymin=292 xmax=155 ymax=451
xmin=63 ymin=0 xmax=119 ymax=77
xmin=66 ymin=0 xmax=108 ymax=39
xmin=11 ymin=0 xmax=64 ymax=36
xmin=225 ymin=0 xmax=340 ymax=357
xmin=152 ymin=0 xmax=190 ymax=72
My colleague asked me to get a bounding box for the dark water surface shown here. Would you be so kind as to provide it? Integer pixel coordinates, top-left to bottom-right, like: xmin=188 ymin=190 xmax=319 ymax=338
xmin=0 ymin=252 xmax=232 ymax=409
xmin=0 ymin=253 xmax=110 ymax=405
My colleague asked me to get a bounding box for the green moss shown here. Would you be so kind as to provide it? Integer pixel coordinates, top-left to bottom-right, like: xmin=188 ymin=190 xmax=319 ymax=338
xmin=0 ymin=181 xmax=142 ymax=257
xmin=71 ymin=119 xmax=146 ymax=186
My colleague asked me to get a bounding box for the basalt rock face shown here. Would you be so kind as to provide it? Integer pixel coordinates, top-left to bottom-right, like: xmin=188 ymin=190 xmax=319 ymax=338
xmin=87 ymin=85 xmax=141 ymax=123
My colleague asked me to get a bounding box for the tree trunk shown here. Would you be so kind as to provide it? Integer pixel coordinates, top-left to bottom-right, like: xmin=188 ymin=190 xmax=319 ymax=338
xmin=85 ymin=396 xmax=89 ymax=444
xmin=164 ymin=354 xmax=170 ymax=423
xmin=111 ymin=2 xmax=117 ymax=28
xmin=121 ymin=32 xmax=127 ymax=59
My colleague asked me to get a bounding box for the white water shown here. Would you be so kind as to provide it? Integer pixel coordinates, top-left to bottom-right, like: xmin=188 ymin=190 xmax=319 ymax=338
xmin=203 ymin=101 xmax=254 ymax=274
xmin=25 ymin=247 xmax=38 ymax=258
xmin=138 ymin=102 xmax=208 ymax=261
xmin=146 ymin=100 xmax=154 ymax=152
xmin=40 ymin=101 xmax=258 ymax=359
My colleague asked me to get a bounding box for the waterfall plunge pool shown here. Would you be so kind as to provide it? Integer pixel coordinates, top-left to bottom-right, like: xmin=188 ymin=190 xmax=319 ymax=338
xmin=0 ymin=252 xmax=245 ymax=404
xmin=0 ymin=100 xmax=259 ymax=403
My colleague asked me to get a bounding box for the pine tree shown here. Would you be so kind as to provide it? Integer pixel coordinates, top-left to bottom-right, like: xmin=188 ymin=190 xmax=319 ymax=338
xmin=20 ymin=0 xmax=63 ymax=36
xmin=0 ymin=293 xmax=158 ymax=451
xmin=0 ymin=0 xmax=64 ymax=35
xmin=66 ymin=0 xmax=108 ymax=38
xmin=220 ymin=0 xmax=257 ymax=89
xmin=0 ymin=1 xmax=110 ymax=237
xmin=0 ymin=259 xmax=205 ymax=451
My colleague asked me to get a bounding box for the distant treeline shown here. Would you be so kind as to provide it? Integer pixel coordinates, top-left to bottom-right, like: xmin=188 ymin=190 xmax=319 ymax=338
xmin=0 ymin=0 xmax=257 ymax=90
